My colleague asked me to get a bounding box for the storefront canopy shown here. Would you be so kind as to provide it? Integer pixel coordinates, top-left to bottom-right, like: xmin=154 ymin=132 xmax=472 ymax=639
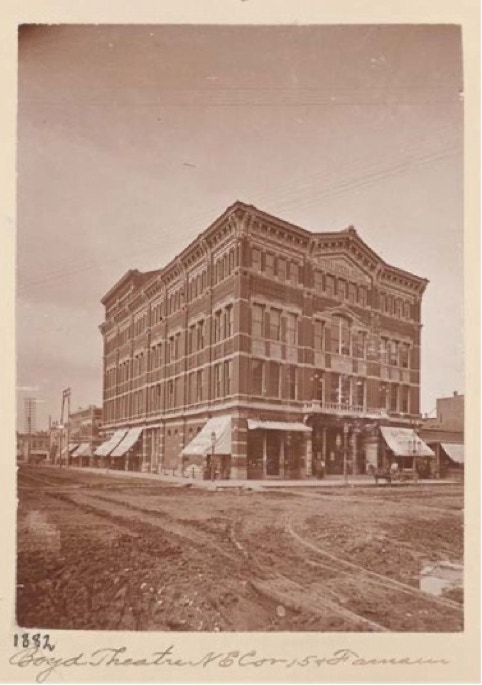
xmin=182 ymin=416 xmax=232 ymax=457
xmin=247 ymin=419 xmax=311 ymax=433
xmin=95 ymin=429 xmax=128 ymax=457
xmin=441 ymin=442 xmax=464 ymax=464
xmin=110 ymin=427 xmax=143 ymax=458
xmin=381 ymin=426 xmax=434 ymax=458
xmin=71 ymin=442 xmax=91 ymax=458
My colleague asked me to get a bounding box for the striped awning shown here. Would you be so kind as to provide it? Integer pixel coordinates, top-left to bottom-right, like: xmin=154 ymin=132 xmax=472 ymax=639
xmin=110 ymin=427 xmax=143 ymax=457
xmin=182 ymin=416 xmax=232 ymax=457
xmin=441 ymin=443 xmax=464 ymax=464
xmin=71 ymin=442 xmax=91 ymax=458
xmin=381 ymin=426 xmax=434 ymax=458
xmin=95 ymin=429 xmax=128 ymax=457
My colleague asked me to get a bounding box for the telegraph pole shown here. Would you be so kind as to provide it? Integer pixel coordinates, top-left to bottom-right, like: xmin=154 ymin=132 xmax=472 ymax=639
xmin=60 ymin=388 xmax=71 ymax=468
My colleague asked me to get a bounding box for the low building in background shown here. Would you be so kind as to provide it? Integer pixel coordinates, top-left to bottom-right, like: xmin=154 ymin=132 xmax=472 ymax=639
xmin=68 ymin=405 xmax=103 ymax=467
xmin=17 ymin=430 xmax=50 ymax=464
xmin=96 ymin=201 xmax=433 ymax=480
xmin=420 ymin=392 xmax=464 ymax=478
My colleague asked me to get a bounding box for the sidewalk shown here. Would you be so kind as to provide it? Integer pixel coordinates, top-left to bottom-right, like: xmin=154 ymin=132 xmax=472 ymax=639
xmin=55 ymin=465 xmax=458 ymax=490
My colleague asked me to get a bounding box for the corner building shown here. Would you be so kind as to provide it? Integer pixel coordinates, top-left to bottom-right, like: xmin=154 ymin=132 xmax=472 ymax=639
xmin=98 ymin=201 xmax=428 ymax=479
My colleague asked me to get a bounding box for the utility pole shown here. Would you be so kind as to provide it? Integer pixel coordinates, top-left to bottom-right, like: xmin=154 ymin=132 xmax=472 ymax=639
xmin=24 ymin=397 xmax=37 ymax=464
xmin=60 ymin=388 xmax=71 ymax=468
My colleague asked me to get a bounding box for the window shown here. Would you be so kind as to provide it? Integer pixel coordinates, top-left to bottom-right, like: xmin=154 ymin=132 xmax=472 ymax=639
xmin=188 ymin=325 xmax=195 ymax=355
xmin=403 ymin=301 xmax=411 ymax=319
xmin=354 ymin=378 xmax=365 ymax=408
xmin=214 ymin=310 xmax=223 ymax=343
xmin=379 ymin=292 xmax=387 ymax=312
xmin=348 ymin=283 xmax=357 ymax=303
xmin=223 ymin=360 xmax=232 ymax=396
xmin=353 ymin=330 xmax=365 ymax=359
xmin=228 ymin=249 xmax=235 ymax=274
xmin=314 ymin=270 xmax=323 ymax=292
xmin=167 ymin=337 xmax=174 ymax=363
xmin=167 ymin=380 xmax=175 ymax=408
xmin=379 ymin=337 xmax=388 ymax=364
xmin=224 ymin=305 xmax=234 ymax=338
xmin=314 ymin=320 xmax=324 ymax=351
xmin=325 ymin=275 xmax=335 ymax=298
xmin=252 ymin=360 xmax=264 ymax=395
xmin=287 ymin=365 xmax=297 ymax=400
xmin=252 ymin=304 xmax=264 ymax=338
xmin=196 ymin=369 xmax=203 ymax=402
xmin=330 ymin=373 xmax=350 ymax=405
xmin=252 ymin=247 xmax=262 ymax=272
xmin=358 ymin=286 xmax=367 ymax=307
xmin=337 ymin=279 xmax=346 ymax=301
xmin=312 ymin=370 xmax=323 ymax=401
xmin=286 ymin=313 xmax=297 ymax=345
xmin=390 ymin=384 xmax=399 ymax=412
xmin=388 ymin=340 xmax=398 ymax=366
xmin=188 ymin=373 xmax=195 ymax=403
xmin=401 ymin=385 xmax=409 ymax=413
xmin=394 ymin=299 xmax=401 ymax=318
xmin=265 ymin=253 xmax=275 ymax=278
xmin=400 ymin=343 xmax=410 ymax=368
xmin=214 ymin=364 xmax=222 ymax=398
xmin=331 ymin=315 xmax=351 ymax=356
xmin=269 ymin=308 xmax=281 ymax=341
xmin=197 ymin=320 xmax=205 ymax=349
xmin=277 ymin=258 xmax=287 ymax=281
xmin=379 ymin=383 xmax=388 ymax=409
xmin=268 ymin=362 xmax=280 ymax=397
xmin=289 ymin=262 xmax=299 ymax=285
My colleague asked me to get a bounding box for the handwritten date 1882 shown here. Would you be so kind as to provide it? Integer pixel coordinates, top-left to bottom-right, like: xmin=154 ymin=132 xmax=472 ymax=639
xmin=13 ymin=634 xmax=55 ymax=651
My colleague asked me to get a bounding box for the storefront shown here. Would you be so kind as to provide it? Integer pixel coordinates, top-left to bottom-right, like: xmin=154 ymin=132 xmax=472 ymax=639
xmin=246 ymin=420 xmax=310 ymax=480
xmin=182 ymin=415 xmax=232 ymax=480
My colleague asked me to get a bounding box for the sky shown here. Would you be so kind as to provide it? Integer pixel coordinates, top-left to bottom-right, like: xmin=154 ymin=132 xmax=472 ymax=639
xmin=16 ymin=24 xmax=464 ymax=430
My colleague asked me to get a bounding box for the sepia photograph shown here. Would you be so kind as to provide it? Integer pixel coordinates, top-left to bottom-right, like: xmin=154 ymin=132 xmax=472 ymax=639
xmin=15 ymin=20 xmax=467 ymax=640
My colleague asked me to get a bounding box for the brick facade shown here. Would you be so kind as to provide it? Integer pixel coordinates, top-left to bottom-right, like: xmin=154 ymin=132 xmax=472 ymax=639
xmin=98 ymin=201 xmax=428 ymax=479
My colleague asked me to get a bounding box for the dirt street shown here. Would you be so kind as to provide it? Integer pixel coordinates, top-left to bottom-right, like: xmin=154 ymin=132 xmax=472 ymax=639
xmin=17 ymin=466 xmax=464 ymax=632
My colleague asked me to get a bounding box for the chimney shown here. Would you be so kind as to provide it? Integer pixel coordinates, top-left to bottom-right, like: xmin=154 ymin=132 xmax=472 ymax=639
xmin=453 ymin=391 xmax=458 ymax=397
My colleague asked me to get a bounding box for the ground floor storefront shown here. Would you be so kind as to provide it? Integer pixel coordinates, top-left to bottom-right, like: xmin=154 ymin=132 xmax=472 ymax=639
xmin=90 ymin=411 xmax=435 ymax=480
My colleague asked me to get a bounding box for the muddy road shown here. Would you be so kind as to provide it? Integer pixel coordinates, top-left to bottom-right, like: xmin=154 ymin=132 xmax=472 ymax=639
xmin=17 ymin=466 xmax=463 ymax=632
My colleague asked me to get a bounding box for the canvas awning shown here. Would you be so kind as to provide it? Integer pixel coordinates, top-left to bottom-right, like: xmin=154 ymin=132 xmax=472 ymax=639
xmin=61 ymin=443 xmax=79 ymax=456
xmin=95 ymin=429 xmax=128 ymax=457
xmin=182 ymin=416 xmax=232 ymax=457
xmin=441 ymin=442 xmax=464 ymax=464
xmin=380 ymin=426 xmax=434 ymax=458
xmin=71 ymin=442 xmax=91 ymax=458
xmin=110 ymin=427 xmax=143 ymax=458
xmin=247 ymin=419 xmax=311 ymax=433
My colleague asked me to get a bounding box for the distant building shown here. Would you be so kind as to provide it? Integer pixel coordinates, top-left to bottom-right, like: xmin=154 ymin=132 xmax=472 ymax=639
xmin=97 ymin=201 xmax=432 ymax=479
xmin=17 ymin=430 xmax=50 ymax=464
xmin=68 ymin=406 xmax=103 ymax=467
xmin=420 ymin=392 xmax=464 ymax=477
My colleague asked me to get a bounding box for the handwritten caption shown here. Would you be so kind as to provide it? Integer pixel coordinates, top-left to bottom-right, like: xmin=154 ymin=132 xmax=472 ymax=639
xmin=9 ymin=645 xmax=450 ymax=683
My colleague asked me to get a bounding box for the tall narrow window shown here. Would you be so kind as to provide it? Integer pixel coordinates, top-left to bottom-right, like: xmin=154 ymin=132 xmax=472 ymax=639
xmin=223 ymin=360 xmax=232 ymax=396
xmin=354 ymin=378 xmax=365 ymax=408
xmin=214 ymin=364 xmax=222 ymax=398
xmin=325 ymin=275 xmax=335 ymax=297
xmin=197 ymin=320 xmax=205 ymax=349
xmin=353 ymin=330 xmax=365 ymax=359
xmin=196 ymin=369 xmax=203 ymax=402
xmin=265 ymin=253 xmax=275 ymax=278
xmin=314 ymin=320 xmax=324 ymax=351
xmin=252 ymin=360 xmax=264 ymax=395
xmin=269 ymin=308 xmax=282 ymax=341
xmin=287 ymin=365 xmax=297 ymax=400
xmin=286 ymin=313 xmax=298 ymax=345
xmin=400 ymin=343 xmax=410 ymax=368
xmin=358 ymin=286 xmax=367 ymax=307
xmin=289 ymin=262 xmax=299 ymax=285
xmin=252 ymin=247 xmax=262 ymax=272
xmin=268 ymin=362 xmax=280 ymax=397
xmin=348 ymin=283 xmax=357 ymax=303
xmin=277 ymin=257 xmax=287 ymax=281
xmin=252 ymin=304 xmax=264 ymax=338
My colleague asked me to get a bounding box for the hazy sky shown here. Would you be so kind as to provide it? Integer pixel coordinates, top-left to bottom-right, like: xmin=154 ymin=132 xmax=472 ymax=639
xmin=17 ymin=24 xmax=463 ymax=430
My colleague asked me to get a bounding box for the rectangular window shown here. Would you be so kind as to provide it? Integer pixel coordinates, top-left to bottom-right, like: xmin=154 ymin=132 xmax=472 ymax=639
xmin=289 ymin=262 xmax=299 ymax=285
xmin=252 ymin=247 xmax=262 ymax=272
xmin=286 ymin=313 xmax=298 ymax=345
xmin=214 ymin=310 xmax=222 ymax=343
xmin=252 ymin=360 xmax=264 ymax=395
xmin=314 ymin=320 xmax=324 ymax=351
xmin=388 ymin=340 xmax=398 ymax=366
xmin=314 ymin=271 xmax=323 ymax=292
xmin=400 ymin=343 xmax=410 ymax=368
xmin=225 ymin=305 xmax=234 ymax=338
xmin=214 ymin=364 xmax=222 ymax=398
xmin=354 ymin=378 xmax=365 ymax=408
xmin=229 ymin=249 xmax=235 ymax=273
xmin=269 ymin=308 xmax=282 ymax=341
xmin=287 ymin=365 xmax=297 ymax=400
xmin=268 ymin=362 xmax=280 ymax=397
xmin=223 ymin=360 xmax=232 ymax=396
xmin=265 ymin=253 xmax=275 ymax=278
xmin=348 ymin=283 xmax=357 ymax=303
xmin=353 ymin=331 xmax=365 ymax=359
xmin=358 ymin=286 xmax=367 ymax=307
xmin=197 ymin=320 xmax=205 ymax=349
xmin=401 ymin=385 xmax=409 ymax=413
xmin=379 ymin=292 xmax=386 ymax=312
xmin=390 ymin=384 xmax=399 ymax=412
xmin=380 ymin=337 xmax=388 ymax=364
xmin=188 ymin=325 xmax=195 ymax=355
xmin=337 ymin=279 xmax=346 ymax=300
xmin=168 ymin=380 xmax=175 ymax=408
xmin=196 ymin=370 xmax=203 ymax=402
xmin=277 ymin=257 xmax=287 ymax=281
xmin=325 ymin=275 xmax=335 ymax=298
xmin=330 ymin=373 xmax=340 ymax=404
xmin=312 ymin=370 xmax=323 ymax=401
xmin=252 ymin=304 xmax=264 ymax=338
